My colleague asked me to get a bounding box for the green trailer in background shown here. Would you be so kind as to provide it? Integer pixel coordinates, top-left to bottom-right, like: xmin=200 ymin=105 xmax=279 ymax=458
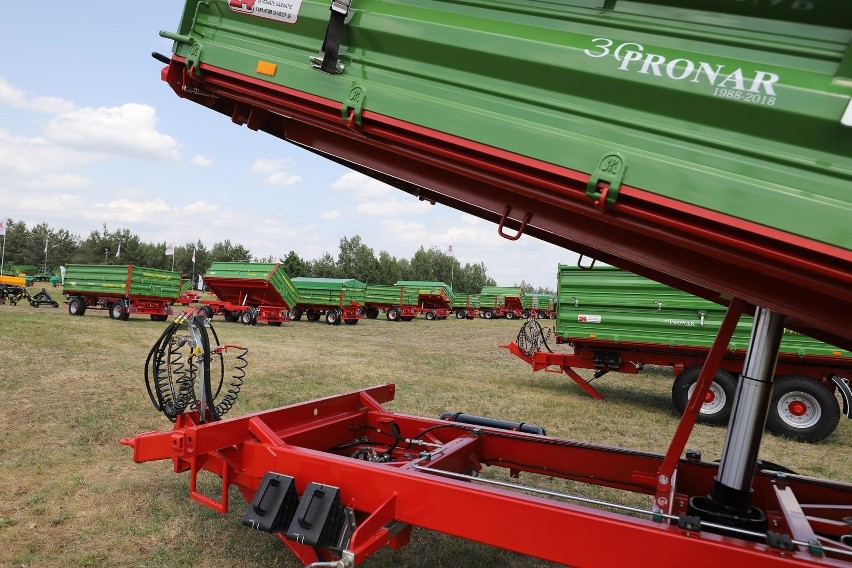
xmin=478 ymin=286 xmax=525 ymax=320
xmin=507 ymin=265 xmax=851 ymax=442
xmin=63 ymin=264 xmax=183 ymax=321
xmin=452 ymin=294 xmax=480 ymax=320
xmin=363 ymin=284 xmax=420 ymax=321
xmin=394 ymin=280 xmax=454 ymax=320
xmin=201 ymin=262 xmax=299 ymax=326
xmin=522 ymin=293 xmax=555 ymax=319
xmin=291 ymin=277 xmax=366 ymax=325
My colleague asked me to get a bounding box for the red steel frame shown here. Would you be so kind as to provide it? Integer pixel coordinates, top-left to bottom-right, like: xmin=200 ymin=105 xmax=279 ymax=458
xmin=504 ymin=335 xmax=851 ymax=403
xmin=159 ymin=59 xmax=851 ymax=350
xmin=69 ymin=292 xmax=174 ymax=317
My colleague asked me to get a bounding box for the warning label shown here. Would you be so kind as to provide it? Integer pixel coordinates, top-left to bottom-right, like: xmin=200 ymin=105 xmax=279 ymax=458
xmin=227 ymin=0 xmax=303 ymax=24
xmin=577 ymin=314 xmax=602 ymax=324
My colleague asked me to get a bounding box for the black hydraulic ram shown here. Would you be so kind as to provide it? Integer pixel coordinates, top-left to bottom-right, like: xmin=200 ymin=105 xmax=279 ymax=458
xmin=440 ymin=412 xmax=546 ymax=435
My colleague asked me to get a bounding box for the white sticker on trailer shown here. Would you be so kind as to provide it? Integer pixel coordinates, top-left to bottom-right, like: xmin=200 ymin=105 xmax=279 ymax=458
xmin=228 ymin=0 xmax=303 ymax=24
xmin=578 ymin=314 xmax=602 ymax=323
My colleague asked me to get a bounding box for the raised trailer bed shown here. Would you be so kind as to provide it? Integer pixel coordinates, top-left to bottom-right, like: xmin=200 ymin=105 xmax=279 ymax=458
xmin=201 ymin=262 xmax=298 ymax=326
xmin=478 ymin=286 xmax=525 ymax=320
xmin=63 ymin=264 xmax=182 ymax=321
xmin=394 ymin=280 xmax=454 ymax=320
xmin=363 ymin=284 xmax=420 ymax=321
xmin=291 ymin=277 xmax=366 ymax=325
xmin=452 ymin=294 xmax=480 ymax=320
xmin=506 ymin=265 xmax=852 ymax=442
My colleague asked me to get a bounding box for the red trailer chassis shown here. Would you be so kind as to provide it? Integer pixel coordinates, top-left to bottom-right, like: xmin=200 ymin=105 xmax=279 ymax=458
xmin=66 ymin=292 xmax=172 ymax=321
xmin=123 ymin=380 xmax=852 ymax=567
xmin=292 ymin=301 xmax=365 ymax=325
xmin=199 ymin=298 xmax=290 ymax=326
xmin=201 ymin=276 xmax=294 ymax=326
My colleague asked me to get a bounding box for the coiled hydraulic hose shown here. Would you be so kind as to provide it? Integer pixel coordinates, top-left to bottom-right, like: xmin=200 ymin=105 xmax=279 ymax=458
xmin=144 ymin=310 xmax=248 ymax=423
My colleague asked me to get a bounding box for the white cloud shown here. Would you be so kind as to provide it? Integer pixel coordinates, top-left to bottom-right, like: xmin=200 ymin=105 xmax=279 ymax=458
xmin=320 ymin=209 xmax=341 ymax=220
xmin=332 ymin=171 xmax=393 ymax=200
xmin=191 ymin=154 xmax=214 ymax=167
xmin=0 ymin=129 xmax=96 ymax=177
xmin=0 ymin=77 xmax=76 ymax=114
xmin=356 ymin=199 xmax=432 ymax=216
xmin=252 ymin=158 xmax=302 ymax=186
xmin=27 ymin=173 xmax=90 ymax=190
xmin=45 ymin=103 xmax=181 ymax=161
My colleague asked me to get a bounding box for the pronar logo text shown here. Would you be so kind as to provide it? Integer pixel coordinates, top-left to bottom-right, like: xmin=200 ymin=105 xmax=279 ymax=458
xmin=584 ymin=38 xmax=779 ymax=106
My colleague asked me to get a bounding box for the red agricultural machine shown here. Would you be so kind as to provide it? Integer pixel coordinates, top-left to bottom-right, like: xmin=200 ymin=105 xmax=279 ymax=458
xmin=125 ymin=1 xmax=852 ymax=566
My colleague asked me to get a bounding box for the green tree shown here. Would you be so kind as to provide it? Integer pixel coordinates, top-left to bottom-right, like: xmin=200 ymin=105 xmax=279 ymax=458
xmin=281 ymin=250 xmax=307 ymax=278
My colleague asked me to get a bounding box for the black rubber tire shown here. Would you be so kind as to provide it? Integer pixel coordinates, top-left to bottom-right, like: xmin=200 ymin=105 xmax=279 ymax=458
xmin=455 ymin=310 xmax=466 ymax=319
xmin=240 ymin=310 xmax=256 ymax=326
xmin=223 ymin=311 xmax=239 ymax=323
xmin=365 ymin=306 xmax=380 ymax=319
xmin=425 ymin=311 xmax=436 ymax=321
xmin=483 ymin=310 xmax=494 ymax=320
xmin=268 ymin=321 xmax=283 ymax=327
xmin=306 ymin=309 xmax=320 ymax=322
xmin=505 ymin=311 xmax=515 ymax=320
xmin=290 ymin=307 xmax=302 ymax=321
xmin=522 ymin=310 xmax=531 ymax=319
xmin=386 ymin=307 xmax=401 ymax=322
xmin=344 ymin=319 xmax=358 ymax=325
xmin=671 ymin=365 xmax=738 ymax=427
xmin=200 ymin=305 xmax=214 ymax=320
xmin=766 ymin=375 xmax=840 ymax=443
xmin=326 ymin=309 xmax=340 ymax=325
xmin=150 ymin=314 xmax=168 ymax=322
xmin=400 ymin=316 xmax=414 ymax=322
xmin=109 ymin=301 xmax=127 ymax=320
xmin=68 ymin=297 xmax=86 ymax=316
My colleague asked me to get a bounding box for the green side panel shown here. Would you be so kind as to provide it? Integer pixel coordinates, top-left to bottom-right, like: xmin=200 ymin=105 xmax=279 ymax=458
xmin=523 ymin=293 xmax=555 ymax=310
xmin=451 ymin=294 xmax=480 ymax=309
xmin=556 ymin=265 xmax=850 ymax=357
xmin=292 ymin=277 xmax=367 ymax=306
xmin=394 ymin=280 xmax=455 ymax=303
xmin=203 ymin=262 xmax=300 ymax=307
xmin=63 ymin=264 xmax=183 ymax=300
xmin=365 ymin=284 xmax=419 ymax=305
xmin=480 ymin=286 xmax=524 ymax=308
xmin=168 ymin=1 xmax=851 ymax=249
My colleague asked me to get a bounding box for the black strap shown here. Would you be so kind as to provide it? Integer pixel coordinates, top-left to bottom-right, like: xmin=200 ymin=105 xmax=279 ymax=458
xmin=319 ymin=0 xmax=351 ymax=74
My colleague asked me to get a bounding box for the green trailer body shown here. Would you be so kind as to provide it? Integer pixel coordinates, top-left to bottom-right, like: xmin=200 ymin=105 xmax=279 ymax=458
xmin=63 ymin=264 xmax=183 ymax=300
xmin=556 ymin=265 xmax=850 ymax=358
xmin=364 ymin=284 xmax=419 ymax=307
xmin=62 ymin=264 xmax=183 ymax=320
xmin=157 ymin=1 xmax=852 ymax=349
xmin=393 ymin=281 xmax=454 ymax=316
xmin=479 ymin=286 xmax=525 ymax=318
xmin=291 ymin=277 xmax=367 ymax=325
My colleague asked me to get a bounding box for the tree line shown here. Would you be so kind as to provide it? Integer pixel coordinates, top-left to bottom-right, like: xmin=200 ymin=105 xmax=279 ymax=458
xmin=0 ymin=220 xmax=552 ymax=294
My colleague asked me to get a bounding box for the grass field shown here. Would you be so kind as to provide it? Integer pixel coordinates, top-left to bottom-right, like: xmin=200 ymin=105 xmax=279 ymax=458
xmin=1 ymin=296 xmax=850 ymax=567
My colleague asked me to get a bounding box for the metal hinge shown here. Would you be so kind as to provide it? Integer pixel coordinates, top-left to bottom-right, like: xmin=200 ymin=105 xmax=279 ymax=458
xmin=586 ymin=153 xmax=626 ymax=211
xmin=341 ymin=84 xmax=366 ymax=128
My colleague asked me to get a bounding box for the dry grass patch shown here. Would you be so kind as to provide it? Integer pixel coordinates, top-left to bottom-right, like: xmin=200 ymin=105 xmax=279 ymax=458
xmin=0 ymin=298 xmax=849 ymax=567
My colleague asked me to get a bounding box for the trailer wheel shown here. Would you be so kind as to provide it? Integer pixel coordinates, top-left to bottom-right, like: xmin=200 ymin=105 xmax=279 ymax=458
xmin=223 ymin=311 xmax=240 ymax=323
xmin=200 ymin=305 xmax=214 ymax=319
xmin=401 ymin=316 xmax=414 ymax=322
xmin=289 ymin=307 xmax=302 ymax=321
xmin=268 ymin=321 xmax=283 ymax=327
xmin=455 ymin=310 xmax=466 ymax=319
xmin=366 ymin=306 xmax=379 ymax=319
xmin=344 ymin=318 xmax=358 ymax=325
xmin=425 ymin=310 xmax=437 ymax=320
xmin=522 ymin=310 xmax=531 ymax=319
xmin=483 ymin=310 xmax=494 ymax=320
xmin=386 ymin=307 xmax=401 ymax=321
xmin=326 ymin=309 xmax=341 ymax=325
xmin=505 ymin=311 xmax=515 ymax=320
xmin=150 ymin=314 xmax=168 ymax=322
xmin=68 ymin=297 xmax=86 ymax=316
xmin=109 ymin=301 xmax=127 ymax=320
xmin=306 ymin=309 xmax=320 ymax=322
xmin=672 ymin=366 xmax=737 ymax=426
xmin=766 ymin=375 xmax=840 ymax=443
xmin=240 ymin=310 xmax=257 ymax=326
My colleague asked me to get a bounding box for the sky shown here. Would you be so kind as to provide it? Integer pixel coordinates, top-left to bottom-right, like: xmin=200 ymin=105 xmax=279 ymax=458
xmin=0 ymin=3 xmax=578 ymax=289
